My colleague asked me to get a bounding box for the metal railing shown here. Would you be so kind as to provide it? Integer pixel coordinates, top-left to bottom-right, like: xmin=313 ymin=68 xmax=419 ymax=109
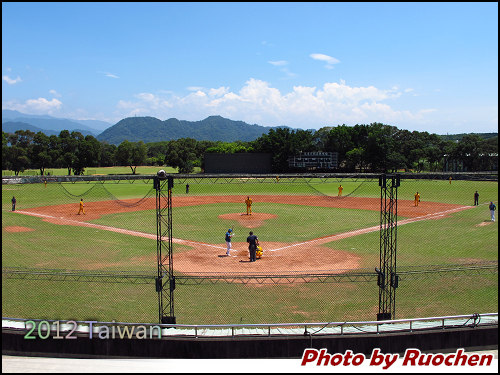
xmin=3 ymin=313 xmax=497 ymax=339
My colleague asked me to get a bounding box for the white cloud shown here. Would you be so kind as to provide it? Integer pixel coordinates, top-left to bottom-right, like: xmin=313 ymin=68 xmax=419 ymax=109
xmin=404 ymin=88 xmax=414 ymax=93
xmin=99 ymin=71 xmax=119 ymax=78
xmin=418 ymin=108 xmax=437 ymax=114
xmin=208 ymin=87 xmax=229 ymax=97
xmin=186 ymin=86 xmax=205 ymax=91
xmin=317 ymin=80 xmax=400 ymax=105
xmin=310 ymin=53 xmax=340 ymax=69
xmin=268 ymin=61 xmax=288 ymax=66
xmin=135 ymin=93 xmax=161 ymax=109
xmin=2 ymin=75 xmax=22 ymax=85
xmin=268 ymin=60 xmax=296 ymax=78
xmin=113 ymin=79 xmax=435 ymax=129
xmin=136 ymin=93 xmax=155 ymax=101
xmin=3 ymin=97 xmax=62 ymax=115
xmin=194 ymin=91 xmax=206 ymax=97
xmin=49 ymin=89 xmax=62 ymax=98
xmin=25 ymin=98 xmax=62 ymax=112
xmin=117 ymin=100 xmax=138 ymax=109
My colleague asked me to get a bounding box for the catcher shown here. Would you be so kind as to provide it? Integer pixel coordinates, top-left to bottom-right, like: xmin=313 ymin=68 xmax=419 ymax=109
xmin=256 ymin=245 xmax=263 ymax=259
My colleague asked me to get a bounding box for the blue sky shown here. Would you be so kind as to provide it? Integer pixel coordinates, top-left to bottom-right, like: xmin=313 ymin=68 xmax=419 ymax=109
xmin=2 ymin=2 xmax=498 ymax=134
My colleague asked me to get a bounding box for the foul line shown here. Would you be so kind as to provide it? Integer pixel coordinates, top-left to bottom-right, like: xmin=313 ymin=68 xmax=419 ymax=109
xmin=11 ymin=210 xmax=226 ymax=250
xmin=12 ymin=204 xmax=474 ymax=253
xmin=268 ymin=204 xmax=474 ymax=252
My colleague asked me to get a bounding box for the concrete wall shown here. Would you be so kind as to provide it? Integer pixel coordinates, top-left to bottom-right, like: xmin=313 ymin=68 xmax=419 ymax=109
xmin=3 ymin=326 xmax=497 ymax=359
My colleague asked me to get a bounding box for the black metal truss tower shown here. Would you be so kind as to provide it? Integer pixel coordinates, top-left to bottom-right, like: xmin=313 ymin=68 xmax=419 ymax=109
xmin=155 ymin=175 xmax=176 ymax=324
xmin=377 ymin=174 xmax=400 ymax=321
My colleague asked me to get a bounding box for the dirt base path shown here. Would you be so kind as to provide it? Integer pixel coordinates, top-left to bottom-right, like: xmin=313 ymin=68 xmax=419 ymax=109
xmin=13 ymin=195 xmax=470 ymax=275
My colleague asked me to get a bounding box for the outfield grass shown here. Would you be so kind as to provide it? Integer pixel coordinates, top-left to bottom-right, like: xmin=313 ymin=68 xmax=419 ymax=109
xmin=4 ymin=177 xmax=497 ymax=208
xmin=323 ymin=203 xmax=498 ymax=269
xmin=91 ymin=202 xmax=382 ymax=244
xmin=2 ymin=176 xmax=497 ymax=324
xmin=2 ymin=211 xmax=192 ymax=271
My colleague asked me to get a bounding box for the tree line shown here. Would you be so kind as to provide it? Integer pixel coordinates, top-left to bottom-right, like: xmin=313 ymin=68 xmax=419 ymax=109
xmin=2 ymin=123 xmax=498 ymax=175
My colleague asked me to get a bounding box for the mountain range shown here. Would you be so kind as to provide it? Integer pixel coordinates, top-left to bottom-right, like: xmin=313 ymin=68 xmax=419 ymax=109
xmin=2 ymin=109 xmax=111 ymax=137
xmin=2 ymin=109 xmax=496 ymax=145
xmin=95 ymin=115 xmax=282 ymax=144
xmin=2 ymin=110 xmax=284 ymax=144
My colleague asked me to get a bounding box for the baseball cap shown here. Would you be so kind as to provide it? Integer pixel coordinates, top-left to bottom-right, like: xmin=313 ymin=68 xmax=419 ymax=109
xmin=228 ymin=229 xmax=232 ymax=232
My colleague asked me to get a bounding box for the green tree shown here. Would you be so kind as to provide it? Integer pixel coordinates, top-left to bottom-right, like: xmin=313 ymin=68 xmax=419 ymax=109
xmin=2 ymin=131 xmax=10 ymax=170
xmin=252 ymin=128 xmax=315 ymax=172
xmin=455 ymin=134 xmax=484 ymax=171
xmin=195 ymin=140 xmax=219 ymax=171
xmin=479 ymin=136 xmax=498 ymax=171
xmin=164 ymin=138 xmax=198 ymax=174
xmin=422 ymin=133 xmax=444 ymax=172
xmin=345 ymin=147 xmax=366 ymax=172
xmin=311 ymin=126 xmax=334 ymax=151
xmin=364 ymin=123 xmax=398 ymax=172
xmin=83 ymin=135 xmax=102 ymax=168
xmin=115 ymin=140 xmax=148 ymax=174
xmin=321 ymin=125 xmax=355 ymax=170
xmin=58 ymin=130 xmax=78 ymax=175
xmin=205 ymin=141 xmax=252 ymax=154
xmin=69 ymin=131 xmax=87 ymax=175
xmin=8 ymin=146 xmax=29 ymax=175
xmin=48 ymin=134 xmax=62 ymax=169
xmin=100 ymin=142 xmax=117 ymax=167
xmin=441 ymin=140 xmax=459 ymax=171
xmin=32 ymin=132 xmax=52 ymax=175
xmin=145 ymin=141 xmax=169 ymax=160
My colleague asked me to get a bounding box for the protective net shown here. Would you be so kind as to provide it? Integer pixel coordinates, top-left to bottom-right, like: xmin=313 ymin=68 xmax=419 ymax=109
xmin=2 ymin=174 xmax=497 ymax=324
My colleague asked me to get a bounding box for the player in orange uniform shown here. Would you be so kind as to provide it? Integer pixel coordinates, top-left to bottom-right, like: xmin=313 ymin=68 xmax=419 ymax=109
xmin=245 ymin=196 xmax=252 ymax=215
xmin=78 ymin=198 xmax=85 ymax=215
xmin=414 ymin=192 xmax=420 ymax=207
xmin=338 ymin=185 xmax=343 ymax=196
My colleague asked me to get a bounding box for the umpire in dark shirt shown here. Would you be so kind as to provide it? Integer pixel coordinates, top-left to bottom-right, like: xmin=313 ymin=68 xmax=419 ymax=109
xmin=247 ymin=231 xmax=259 ymax=262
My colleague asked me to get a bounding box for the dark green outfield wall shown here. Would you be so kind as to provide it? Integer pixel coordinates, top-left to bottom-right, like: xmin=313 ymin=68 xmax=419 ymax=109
xmin=2 ymin=325 xmax=497 ymax=359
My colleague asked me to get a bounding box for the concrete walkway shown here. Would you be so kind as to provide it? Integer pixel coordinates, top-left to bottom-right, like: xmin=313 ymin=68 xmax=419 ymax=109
xmin=2 ymin=350 xmax=497 ymax=373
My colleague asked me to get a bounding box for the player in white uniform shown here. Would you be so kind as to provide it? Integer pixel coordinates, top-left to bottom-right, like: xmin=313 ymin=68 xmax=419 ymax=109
xmin=225 ymin=229 xmax=234 ymax=256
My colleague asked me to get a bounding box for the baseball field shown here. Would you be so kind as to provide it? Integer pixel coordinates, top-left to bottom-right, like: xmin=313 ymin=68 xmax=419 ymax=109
xmin=2 ymin=175 xmax=498 ymax=324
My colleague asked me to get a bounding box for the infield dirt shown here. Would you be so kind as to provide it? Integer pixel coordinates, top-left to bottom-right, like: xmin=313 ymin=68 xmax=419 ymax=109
xmin=14 ymin=195 xmax=468 ymax=275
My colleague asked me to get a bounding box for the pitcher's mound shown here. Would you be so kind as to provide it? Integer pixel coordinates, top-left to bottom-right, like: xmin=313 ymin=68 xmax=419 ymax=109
xmin=218 ymin=212 xmax=278 ymax=228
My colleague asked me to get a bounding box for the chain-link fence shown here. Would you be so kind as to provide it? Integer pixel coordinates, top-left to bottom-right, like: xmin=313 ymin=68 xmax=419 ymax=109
xmin=2 ymin=174 xmax=498 ymax=324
